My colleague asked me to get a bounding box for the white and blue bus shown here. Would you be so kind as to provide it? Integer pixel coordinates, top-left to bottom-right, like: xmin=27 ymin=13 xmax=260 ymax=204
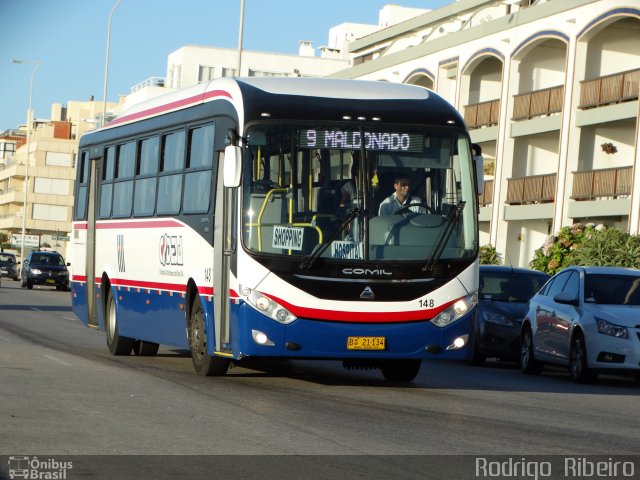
xmin=72 ymin=78 xmax=479 ymax=382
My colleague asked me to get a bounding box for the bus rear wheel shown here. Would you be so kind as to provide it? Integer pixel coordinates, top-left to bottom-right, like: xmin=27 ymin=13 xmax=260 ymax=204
xmin=133 ymin=340 xmax=160 ymax=356
xmin=380 ymin=359 xmax=421 ymax=382
xmin=105 ymin=289 xmax=134 ymax=355
xmin=188 ymin=295 xmax=230 ymax=376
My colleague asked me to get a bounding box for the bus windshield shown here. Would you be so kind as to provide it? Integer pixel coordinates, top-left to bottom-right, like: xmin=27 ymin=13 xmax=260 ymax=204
xmin=241 ymin=124 xmax=477 ymax=264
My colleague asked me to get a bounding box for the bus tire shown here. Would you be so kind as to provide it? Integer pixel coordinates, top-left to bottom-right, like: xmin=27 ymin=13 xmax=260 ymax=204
xmin=188 ymin=294 xmax=230 ymax=376
xmin=105 ymin=289 xmax=134 ymax=356
xmin=133 ymin=340 xmax=160 ymax=356
xmin=380 ymin=359 xmax=421 ymax=382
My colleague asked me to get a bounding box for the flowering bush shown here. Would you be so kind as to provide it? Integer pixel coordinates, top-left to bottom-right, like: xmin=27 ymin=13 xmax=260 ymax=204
xmin=530 ymin=223 xmax=640 ymax=274
xmin=529 ymin=223 xmax=600 ymax=274
xmin=479 ymin=244 xmax=501 ymax=265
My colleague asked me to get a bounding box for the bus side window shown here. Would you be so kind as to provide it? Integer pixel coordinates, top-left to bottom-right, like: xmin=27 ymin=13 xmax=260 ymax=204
xmin=112 ymin=140 xmax=135 ymax=218
xmin=183 ymin=123 xmax=215 ymax=214
xmin=74 ymin=151 xmax=89 ymax=221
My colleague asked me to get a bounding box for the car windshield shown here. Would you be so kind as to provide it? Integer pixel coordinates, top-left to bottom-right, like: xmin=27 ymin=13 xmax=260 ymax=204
xmin=480 ymin=270 xmax=548 ymax=302
xmin=241 ymin=124 xmax=478 ymax=264
xmin=32 ymin=254 xmax=65 ymax=266
xmin=584 ymin=273 xmax=640 ymax=305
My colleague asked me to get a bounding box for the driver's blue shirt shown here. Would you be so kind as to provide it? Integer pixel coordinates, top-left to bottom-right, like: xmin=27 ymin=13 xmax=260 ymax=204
xmin=378 ymin=193 xmax=424 ymax=215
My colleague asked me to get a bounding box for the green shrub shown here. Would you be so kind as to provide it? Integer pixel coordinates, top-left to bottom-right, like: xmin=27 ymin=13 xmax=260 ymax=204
xmin=479 ymin=244 xmax=501 ymax=265
xmin=570 ymin=227 xmax=640 ymax=268
xmin=530 ymin=224 xmax=640 ymax=274
xmin=529 ymin=223 xmax=597 ymax=274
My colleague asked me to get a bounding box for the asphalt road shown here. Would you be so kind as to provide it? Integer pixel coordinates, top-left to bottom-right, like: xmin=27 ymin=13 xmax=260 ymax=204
xmin=1 ymin=280 xmax=639 ymax=479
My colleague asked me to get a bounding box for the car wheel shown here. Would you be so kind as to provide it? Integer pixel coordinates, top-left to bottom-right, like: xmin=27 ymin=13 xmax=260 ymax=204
xmin=380 ymin=359 xmax=421 ymax=382
xmin=188 ymin=294 xmax=230 ymax=376
xmin=520 ymin=325 xmax=542 ymax=375
xmin=105 ymin=289 xmax=134 ymax=355
xmin=468 ymin=334 xmax=486 ymax=366
xmin=569 ymin=332 xmax=597 ymax=383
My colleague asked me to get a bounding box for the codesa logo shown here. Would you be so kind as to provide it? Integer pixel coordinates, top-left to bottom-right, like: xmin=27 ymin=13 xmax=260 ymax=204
xmin=159 ymin=234 xmax=184 ymax=266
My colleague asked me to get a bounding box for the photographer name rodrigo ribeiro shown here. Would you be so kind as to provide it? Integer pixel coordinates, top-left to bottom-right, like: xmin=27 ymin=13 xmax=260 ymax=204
xmin=475 ymin=456 xmax=635 ymax=479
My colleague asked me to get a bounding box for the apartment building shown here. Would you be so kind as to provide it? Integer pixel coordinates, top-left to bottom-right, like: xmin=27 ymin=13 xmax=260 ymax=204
xmin=164 ymin=43 xmax=348 ymax=91
xmin=0 ymin=100 xmax=116 ymax=259
xmin=330 ymin=0 xmax=640 ymax=268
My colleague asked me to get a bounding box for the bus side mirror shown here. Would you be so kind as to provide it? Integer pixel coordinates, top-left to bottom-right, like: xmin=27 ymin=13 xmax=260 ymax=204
xmin=471 ymin=143 xmax=484 ymax=196
xmin=224 ymin=145 xmax=242 ymax=187
xmin=474 ymin=154 xmax=484 ymax=195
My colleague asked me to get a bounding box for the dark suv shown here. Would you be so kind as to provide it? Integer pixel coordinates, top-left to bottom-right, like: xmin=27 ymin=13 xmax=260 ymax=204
xmin=0 ymin=252 xmax=19 ymax=281
xmin=21 ymin=251 xmax=70 ymax=291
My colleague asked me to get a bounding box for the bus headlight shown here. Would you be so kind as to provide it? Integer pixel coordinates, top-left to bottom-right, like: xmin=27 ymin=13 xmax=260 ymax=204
xmin=240 ymin=285 xmax=297 ymax=324
xmin=431 ymin=293 xmax=477 ymax=328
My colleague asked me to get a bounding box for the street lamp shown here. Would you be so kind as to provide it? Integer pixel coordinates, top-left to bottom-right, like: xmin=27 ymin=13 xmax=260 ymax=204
xmin=11 ymin=58 xmax=42 ymax=265
xmin=102 ymin=0 xmax=123 ymax=126
xmin=236 ymin=0 xmax=245 ymax=76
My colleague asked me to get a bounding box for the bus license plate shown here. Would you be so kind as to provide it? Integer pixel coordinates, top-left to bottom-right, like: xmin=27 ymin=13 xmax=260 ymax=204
xmin=347 ymin=337 xmax=386 ymax=350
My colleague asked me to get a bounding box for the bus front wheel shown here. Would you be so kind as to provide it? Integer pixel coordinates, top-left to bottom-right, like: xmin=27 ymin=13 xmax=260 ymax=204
xmin=188 ymin=295 xmax=230 ymax=376
xmin=105 ymin=289 xmax=134 ymax=355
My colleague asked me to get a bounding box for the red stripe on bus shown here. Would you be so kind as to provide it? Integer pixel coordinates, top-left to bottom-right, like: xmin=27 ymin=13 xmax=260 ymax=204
xmin=266 ymin=293 xmax=457 ymax=323
xmin=95 ymin=219 xmax=184 ymax=229
xmin=72 ymin=276 xmax=213 ymax=297
xmin=106 ymin=89 xmax=232 ymax=127
xmin=74 ymin=219 xmax=183 ymax=230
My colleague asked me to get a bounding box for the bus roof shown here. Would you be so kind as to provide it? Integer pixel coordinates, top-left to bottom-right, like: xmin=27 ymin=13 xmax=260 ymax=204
xmin=85 ymin=77 xmax=464 ymax=141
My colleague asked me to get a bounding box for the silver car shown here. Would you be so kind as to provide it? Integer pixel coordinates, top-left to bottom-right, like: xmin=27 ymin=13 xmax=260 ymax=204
xmin=521 ymin=266 xmax=640 ymax=383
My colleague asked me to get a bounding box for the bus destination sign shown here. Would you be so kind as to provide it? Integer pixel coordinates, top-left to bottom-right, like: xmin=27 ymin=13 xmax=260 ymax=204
xmin=300 ymin=129 xmax=423 ymax=152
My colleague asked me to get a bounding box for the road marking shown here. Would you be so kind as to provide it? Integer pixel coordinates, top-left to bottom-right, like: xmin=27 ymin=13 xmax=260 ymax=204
xmin=60 ymin=316 xmax=77 ymax=322
xmin=0 ymin=335 xmax=11 ymax=342
xmin=42 ymin=354 xmax=72 ymax=367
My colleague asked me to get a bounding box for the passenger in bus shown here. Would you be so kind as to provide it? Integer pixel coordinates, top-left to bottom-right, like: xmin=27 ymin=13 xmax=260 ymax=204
xmin=338 ymin=155 xmax=359 ymax=210
xmin=378 ymin=175 xmax=425 ymax=215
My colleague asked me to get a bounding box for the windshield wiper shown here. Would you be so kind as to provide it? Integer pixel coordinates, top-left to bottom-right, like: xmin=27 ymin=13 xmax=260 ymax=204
xmin=299 ymin=208 xmax=360 ymax=270
xmin=422 ymin=200 xmax=465 ymax=274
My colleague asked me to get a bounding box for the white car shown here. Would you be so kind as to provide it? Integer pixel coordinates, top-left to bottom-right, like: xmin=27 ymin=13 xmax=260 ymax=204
xmin=521 ymin=266 xmax=640 ymax=383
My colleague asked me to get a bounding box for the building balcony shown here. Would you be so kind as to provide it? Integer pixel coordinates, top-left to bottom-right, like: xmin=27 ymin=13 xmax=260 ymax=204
xmin=571 ymin=166 xmax=632 ymax=200
xmin=578 ymin=68 xmax=640 ymax=109
xmin=479 ymin=179 xmax=494 ymax=206
xmin=463 ymin=99 xmax=500 ymax=129
xmin=506 ymin=173 xmax=556 ymax=205
xmin=512 ymin=85 xmax=564 ymax=120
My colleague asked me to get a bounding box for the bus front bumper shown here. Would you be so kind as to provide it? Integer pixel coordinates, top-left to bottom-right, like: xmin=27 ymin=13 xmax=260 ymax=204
xmin=232 ymin=304 xmax=473 ymax=361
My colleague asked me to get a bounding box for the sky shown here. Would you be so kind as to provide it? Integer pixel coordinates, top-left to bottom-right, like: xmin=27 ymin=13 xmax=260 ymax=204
xmin=0 ymin=0 xmax=451 ymax=130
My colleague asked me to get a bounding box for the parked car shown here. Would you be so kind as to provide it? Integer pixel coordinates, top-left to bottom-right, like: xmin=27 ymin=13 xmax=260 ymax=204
xmin=470 ymin=265 xmax=550 ymax=365
xmin=0 ymin=252 xmax=20 ymax=280
xmin=521 ymin=266 xmax=640 ymax=383
xmin=20 ymin=251 xmax=70 ymax=291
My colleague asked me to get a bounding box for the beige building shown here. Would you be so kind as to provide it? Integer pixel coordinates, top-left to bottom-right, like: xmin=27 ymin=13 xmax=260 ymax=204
xmin=330 ymin=0 xmax=640 ymax=268
xmin=0 ymin=100 xmax=116 ymax=260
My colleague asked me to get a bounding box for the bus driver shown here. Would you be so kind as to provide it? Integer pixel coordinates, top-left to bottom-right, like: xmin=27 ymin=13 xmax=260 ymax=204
xmin=378 ymin=175 xmax=425 ymax=215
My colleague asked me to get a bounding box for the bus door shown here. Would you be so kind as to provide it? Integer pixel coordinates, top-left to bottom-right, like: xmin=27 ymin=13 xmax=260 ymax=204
xmin=85 ymin=146 xmax=101 ymax=328
xmin=212 ymin=151 xmax=235 ymax=353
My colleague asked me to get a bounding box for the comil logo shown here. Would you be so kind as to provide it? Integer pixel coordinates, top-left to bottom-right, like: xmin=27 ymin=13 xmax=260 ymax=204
xmin=8 ymin=456 xmax=73 ymax=479
xmin=159 ymin=234 xmax=184 ymax=266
